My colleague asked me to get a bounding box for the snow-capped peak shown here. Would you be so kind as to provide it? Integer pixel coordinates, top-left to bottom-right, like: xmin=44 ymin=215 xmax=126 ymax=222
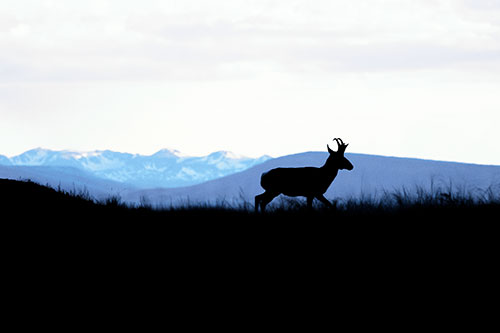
xmin=11 ymin=147 xmax=55 ymax=165
xmin=207 ymin=150 xmax=246 ymax=161
xmin=66 ymin=150 xmax=105 ymax=159
xmin=152 ymin=148 xmax=186 ymax=158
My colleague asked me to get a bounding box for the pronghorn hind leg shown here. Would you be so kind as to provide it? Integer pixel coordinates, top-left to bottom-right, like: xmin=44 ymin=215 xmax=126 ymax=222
xmin=316 ymin=194 xmax=334 ymax=209
xmin=307 ymin=196 xmax=314 ymax=210
xmin=255 ymin=193 xmax=264 ymax=213
xmin=255 ymin=191 xmax=278 ymax=212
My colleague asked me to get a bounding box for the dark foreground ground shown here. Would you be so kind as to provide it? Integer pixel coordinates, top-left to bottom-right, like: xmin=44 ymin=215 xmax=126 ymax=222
xmin=3 ymin=177 xmax=498 ymax=257
xmin=2 ymin=177 xmax=499 ymax=251
xmin=3 ymin=178 xmax=498 ymax=322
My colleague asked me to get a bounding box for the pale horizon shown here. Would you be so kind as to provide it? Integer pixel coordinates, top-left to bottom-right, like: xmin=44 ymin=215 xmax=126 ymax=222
xmin=2 ymin=145 xmax=499 ymax=167
xmin=1 ymin=0 xmax=500 ymax=165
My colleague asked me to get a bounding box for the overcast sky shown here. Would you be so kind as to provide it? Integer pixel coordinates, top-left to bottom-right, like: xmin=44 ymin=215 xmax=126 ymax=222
xmin=1 ymin=0 xmax=499 ymax=164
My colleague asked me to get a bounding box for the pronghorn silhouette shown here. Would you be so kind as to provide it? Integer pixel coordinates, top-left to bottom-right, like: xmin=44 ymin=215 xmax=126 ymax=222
xmin=255 ymin=138 xmax=354 ymax=212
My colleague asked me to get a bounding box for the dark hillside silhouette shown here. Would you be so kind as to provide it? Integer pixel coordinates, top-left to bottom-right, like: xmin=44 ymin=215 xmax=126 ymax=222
xmin=0 ymin=178 xmax=109 ymax=219
xmin=255 ymin=138 xmax=354 ymax=212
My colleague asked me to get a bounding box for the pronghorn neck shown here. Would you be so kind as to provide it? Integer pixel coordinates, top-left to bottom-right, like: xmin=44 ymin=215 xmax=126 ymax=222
xmin=320 ymin=162 xmax=339 ymax=181
xmin=321 ymin=158 xmax=339 ymax=173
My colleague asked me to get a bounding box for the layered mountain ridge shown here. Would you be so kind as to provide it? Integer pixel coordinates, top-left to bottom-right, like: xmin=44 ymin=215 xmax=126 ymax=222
xmin=0 ymin=148 xmax=271 ymax=188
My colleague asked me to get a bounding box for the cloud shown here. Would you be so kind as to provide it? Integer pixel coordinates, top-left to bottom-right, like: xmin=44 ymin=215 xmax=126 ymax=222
xmin=0 ymin=0 xmax=499 ymax=83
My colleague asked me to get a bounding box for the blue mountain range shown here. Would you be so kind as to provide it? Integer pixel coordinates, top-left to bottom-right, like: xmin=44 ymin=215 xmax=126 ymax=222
xmin=0 ymin=148 xmax=270 ymax=188
xmin=1 ymin=149 xmax=499 ymax=206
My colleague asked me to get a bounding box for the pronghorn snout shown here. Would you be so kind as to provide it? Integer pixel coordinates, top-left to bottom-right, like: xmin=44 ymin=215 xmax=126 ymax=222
xmin=343 ymin=159 xmax=354 ymax=171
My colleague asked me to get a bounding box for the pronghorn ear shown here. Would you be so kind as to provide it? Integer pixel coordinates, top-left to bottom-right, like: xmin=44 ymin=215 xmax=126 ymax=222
xmin=327 ymin=144 xmax=334 ymax=154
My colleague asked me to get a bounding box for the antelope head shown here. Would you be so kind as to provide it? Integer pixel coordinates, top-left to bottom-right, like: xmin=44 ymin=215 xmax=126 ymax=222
xmin=326 ymin=138 xmax=354 ymax=171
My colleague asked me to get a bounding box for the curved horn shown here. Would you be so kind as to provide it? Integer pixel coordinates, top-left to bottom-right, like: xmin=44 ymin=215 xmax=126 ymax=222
xmin=333 ymin=138 xmax=341 ymax=148
xmin=333 ymin=138 xmax=348 ymax=153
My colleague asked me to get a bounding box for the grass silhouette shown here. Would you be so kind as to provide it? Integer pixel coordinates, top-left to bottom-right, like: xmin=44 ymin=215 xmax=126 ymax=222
xmin=1 ymin=178 xmax=499 ymax=222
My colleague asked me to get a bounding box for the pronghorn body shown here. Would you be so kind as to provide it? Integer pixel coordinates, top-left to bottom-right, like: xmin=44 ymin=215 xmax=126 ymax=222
xmin=255 ymin=138 xmax=353 ymax=212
